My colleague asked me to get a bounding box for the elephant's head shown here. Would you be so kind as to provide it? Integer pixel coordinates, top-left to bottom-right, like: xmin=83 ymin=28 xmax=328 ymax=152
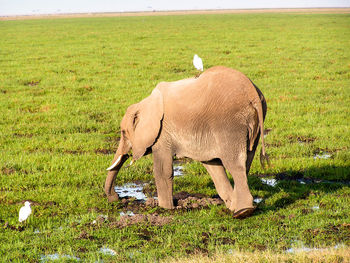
xmin=104 ymin=89 xmax=164 ymax=202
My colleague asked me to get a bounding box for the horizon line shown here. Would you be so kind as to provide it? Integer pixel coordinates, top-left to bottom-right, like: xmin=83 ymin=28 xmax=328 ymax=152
xmin=1 ymin=7 xmax=350 ymax=20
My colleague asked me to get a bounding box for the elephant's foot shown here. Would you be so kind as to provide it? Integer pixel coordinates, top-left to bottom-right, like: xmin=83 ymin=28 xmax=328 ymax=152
xmin=233 ymin=207 xmax=256 ymax=219
xmin=158 ymin=198 xmax=174 ymax=209
xmin=224 ymin=198 xmax=236 ymax=211
xmin=107 ymin=193 xmax=119 ymax=202
xmin=224 ymin=196 xmax=255 ymax=218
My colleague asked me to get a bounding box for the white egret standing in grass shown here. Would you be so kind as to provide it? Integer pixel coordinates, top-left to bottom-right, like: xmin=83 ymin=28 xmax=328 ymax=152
xmin=193 ymin=54 xmax=203 ymax=72
xmin=19 ymin=201 xmax=32 ymax=223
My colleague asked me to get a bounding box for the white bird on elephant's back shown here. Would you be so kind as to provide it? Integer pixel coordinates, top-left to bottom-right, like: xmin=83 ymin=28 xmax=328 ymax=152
xmin=19 ymin=201 xmax=32 ymax=223
xmin=193 ymin=54 xmax=203 ymax=76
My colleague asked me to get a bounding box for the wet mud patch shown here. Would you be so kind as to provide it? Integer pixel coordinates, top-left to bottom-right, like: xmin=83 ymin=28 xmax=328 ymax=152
xmin=109 ymin=214 xmax=173 ymax=228
xmin=107 ymin=190 xmax=224 ymax=228
xmin=173 ymin=192 xmax=223 ymax=209
xmin=118 ymin=191 xmax=224 ymax=214
xmin=115 ymin=183 xmax=147 ymax=201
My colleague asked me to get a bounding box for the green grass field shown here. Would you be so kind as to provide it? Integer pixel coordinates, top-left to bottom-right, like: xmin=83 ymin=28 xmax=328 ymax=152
xmin=0 ymin=12 xmax=349 ymax=262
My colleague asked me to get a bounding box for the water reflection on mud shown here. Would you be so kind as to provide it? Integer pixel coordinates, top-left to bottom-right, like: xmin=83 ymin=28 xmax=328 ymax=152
xmin=114 ymin=183 xmax=147 ymax=201
xmin=174 ymin=165 xmax=184 ymax=176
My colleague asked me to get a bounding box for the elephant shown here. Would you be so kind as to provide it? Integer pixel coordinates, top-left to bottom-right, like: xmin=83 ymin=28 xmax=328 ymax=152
xmin=105 ymin=66 xmax=268 ymax=218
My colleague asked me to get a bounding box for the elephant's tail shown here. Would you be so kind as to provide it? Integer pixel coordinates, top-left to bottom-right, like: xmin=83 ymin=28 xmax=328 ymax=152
xmin=251 ymin=100 xmax=270 ymax=169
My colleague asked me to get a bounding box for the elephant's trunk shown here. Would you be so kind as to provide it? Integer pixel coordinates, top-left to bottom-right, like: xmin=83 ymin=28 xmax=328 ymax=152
xmin=104 ymin=154 xmax=129 ymax=202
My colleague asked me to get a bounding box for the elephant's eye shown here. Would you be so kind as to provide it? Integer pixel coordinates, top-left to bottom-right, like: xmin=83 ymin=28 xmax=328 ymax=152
xmin=121 ymin=130 xmax=126 ymax=136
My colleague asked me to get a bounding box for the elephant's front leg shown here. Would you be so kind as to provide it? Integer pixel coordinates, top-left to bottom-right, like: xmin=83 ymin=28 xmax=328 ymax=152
xmin=152 ymin=149 xmax=174 ymax=209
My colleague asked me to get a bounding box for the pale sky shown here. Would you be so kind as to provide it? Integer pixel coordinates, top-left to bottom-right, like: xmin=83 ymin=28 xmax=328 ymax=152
xmin=0 ymin=0 xmax=349 ymax=16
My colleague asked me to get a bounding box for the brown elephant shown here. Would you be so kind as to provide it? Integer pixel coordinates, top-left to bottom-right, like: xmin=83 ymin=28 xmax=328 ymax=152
xmin=105 ymin=66 xmax=268 ymax=218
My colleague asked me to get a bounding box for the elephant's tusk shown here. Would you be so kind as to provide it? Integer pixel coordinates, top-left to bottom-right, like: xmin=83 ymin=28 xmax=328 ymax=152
xmin=125 ymin=159 xmax=134 ymax=168
xmin=106 ymin=155 xmax=122 ymax=171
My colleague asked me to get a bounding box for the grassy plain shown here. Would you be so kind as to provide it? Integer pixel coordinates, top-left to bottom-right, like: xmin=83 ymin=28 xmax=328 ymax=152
xmin=0 ymin=11 xmax=349 ymax=262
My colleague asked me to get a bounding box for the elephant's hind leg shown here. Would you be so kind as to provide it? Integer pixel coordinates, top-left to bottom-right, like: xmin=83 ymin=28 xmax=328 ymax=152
xmin=221 ymin=152 xmax=254 ymax=217
xmin=202 ymin=160 xmax=236 ymax=211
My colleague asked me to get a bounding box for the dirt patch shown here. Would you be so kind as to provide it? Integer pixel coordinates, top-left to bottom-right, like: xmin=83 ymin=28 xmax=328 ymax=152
xmin=3 ymin=222 xmax=25 ymax=232
xmin=216 ymin=237 xmax=236 ymax=245
xmin=25 ymin=80 xmax=40 ymax=86
xmin=120 ymin=192 xmax=224 ymax=214
xmin=143 ymin=191 xmax=223 ymax=210
xmin=13 ymin=133 xmax=34 ymax=138
xmin=252 ymin=244 xmax=267 ymax=251
xmin=301 ymin=208 xmax=313 ymax=215
xmin=94 ymin=148 xmax=114 ymax=155
xmin=64 ymin=150 xmax=85 ymax=155
xmin=105 ymin=191 xmax=224 ymax=228
xmin=174 ymin=194 xmax=223 ymax=209
xmin=1 ymin=167 xmax=16 ymax=175
xmin=288 ymin=135 xmax=316 ymax=144
xmin=77 ymin=230 xmax=94 ymax=240
xmin=1 ymin=166 xmax=28 ymax=175
xmin=266 ymin=141 xmax=282 ymax=147
xmin=110 ymin=214 xmax=172 ymax=228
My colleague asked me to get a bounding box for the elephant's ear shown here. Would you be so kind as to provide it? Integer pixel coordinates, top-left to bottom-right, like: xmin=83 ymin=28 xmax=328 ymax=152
xmin=132 ymin=89 xmax=163 ymax=160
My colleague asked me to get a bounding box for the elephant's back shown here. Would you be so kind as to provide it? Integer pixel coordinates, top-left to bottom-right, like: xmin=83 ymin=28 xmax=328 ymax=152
xmin=163 ymin=67 xmax=255 ymax=115
xmin=159 ymin=66 xmax=260 ymax=130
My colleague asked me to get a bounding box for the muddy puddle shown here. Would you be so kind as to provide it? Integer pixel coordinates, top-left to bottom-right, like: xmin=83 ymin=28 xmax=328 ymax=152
xmin=114 ymin=162 xmax=185 ymax=201
xmin=174 ymin=165 xmax=184 ymax=176
xmin=262 ymin=175 xmax=350 ymax=186
xmin=254 ymin=198 xmax=263 ymax=204
xmin=99 ymin=247 xmax=117 ymax=256
xmin=114 ymin=183 xmax=147 ymax=201
xmin=313 ymin=152 xmax=332 ymax=160
xmin=261 ymin=178 xmax=278 ymax=187
xmin=102 ymin=189 xmax=225 ymax=228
